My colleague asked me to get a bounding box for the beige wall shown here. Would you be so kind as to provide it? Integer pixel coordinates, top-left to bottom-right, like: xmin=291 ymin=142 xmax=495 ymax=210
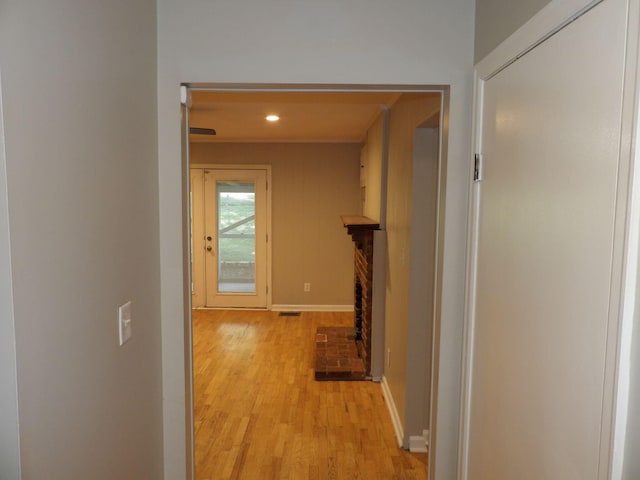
xmin=475 ymin=0 xmax=552 ymax=61
xmin=362 ymin=113 xmax=385 ymax=222
xmin=0 ymin=1 xmax=163 ymax=478
xmin=383 ymin=94 xmax=441 ymax=429
xmin=191 ymin=143 xmax=360 ymax=307
xmin=405 ymin=127 xmax=440 ymax=443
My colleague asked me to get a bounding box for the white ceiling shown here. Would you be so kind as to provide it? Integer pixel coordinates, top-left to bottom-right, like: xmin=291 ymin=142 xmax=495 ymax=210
xmin=188 ymin=91 xmax=406 ymax=143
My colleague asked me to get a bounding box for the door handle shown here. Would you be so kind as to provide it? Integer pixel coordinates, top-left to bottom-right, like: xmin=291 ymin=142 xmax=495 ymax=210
xmin=206 ymin=246 xmax=212 ymax=252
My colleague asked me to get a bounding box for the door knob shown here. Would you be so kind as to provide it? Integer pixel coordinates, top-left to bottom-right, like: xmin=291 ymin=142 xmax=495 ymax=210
xmin=206 ymin=236 xmax=212 ymax=241
xmin=206 ymin=246 xmax=212 ymax=251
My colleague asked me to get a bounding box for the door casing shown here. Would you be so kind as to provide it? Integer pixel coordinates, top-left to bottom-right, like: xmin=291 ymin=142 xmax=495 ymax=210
xmin=180 ymin=84 xmax=451 ymax=480
xmin=190 ymin=165 xmax=271 ymax=309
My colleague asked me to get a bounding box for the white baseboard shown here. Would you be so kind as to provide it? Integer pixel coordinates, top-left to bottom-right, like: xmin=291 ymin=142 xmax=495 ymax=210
xmin=409 ymin=429 xmax=429 ymax=453
xmin=381 ymin=375 xmax=404 ymax=448
xmin=271 ymin=304 xmax=354 ymax=312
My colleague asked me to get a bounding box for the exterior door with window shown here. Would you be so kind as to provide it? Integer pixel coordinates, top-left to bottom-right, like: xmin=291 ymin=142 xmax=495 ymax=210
xmin=194 ymin=168 xmax=268 ymax=308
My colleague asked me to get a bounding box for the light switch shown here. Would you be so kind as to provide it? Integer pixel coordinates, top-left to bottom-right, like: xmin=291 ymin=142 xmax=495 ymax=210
xmin=118 ymin=301 xmax=132 ymax=346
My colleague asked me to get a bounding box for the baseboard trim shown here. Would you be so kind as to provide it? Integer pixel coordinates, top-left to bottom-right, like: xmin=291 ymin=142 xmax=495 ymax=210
xmin=271 ymin=304 xmax=354 ymax=312
xmin=381 ymin=375 xmax=404 ymax=448
xmin=409 ymin=429 xmax=429 ymax=453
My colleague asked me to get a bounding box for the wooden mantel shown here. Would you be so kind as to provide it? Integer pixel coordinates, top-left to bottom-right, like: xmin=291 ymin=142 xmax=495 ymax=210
xmin=340 ymin=215 xmax=380 ymax=238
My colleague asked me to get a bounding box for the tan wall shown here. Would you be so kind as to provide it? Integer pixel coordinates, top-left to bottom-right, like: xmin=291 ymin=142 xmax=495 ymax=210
xmin=383 ymin=94 xmax=441 ymax=427
xmin=362 ymin=113 xmax=385 ymax=222
xmin=405 ymin=127 xmax=440 ymax=442
xmin=190 ymin=143 xmax=360 ymax=307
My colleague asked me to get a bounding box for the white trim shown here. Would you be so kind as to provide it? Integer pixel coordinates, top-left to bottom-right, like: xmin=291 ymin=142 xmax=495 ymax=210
xmin=270 ymin=304 xmax=353 ymax=312
xmin=187 ymin=83 xmax=446 ymax=93
xmin=179 ymin=83 xmax=452 ymax=480
xmin=181 ymin=95 xmax=196 ymax=480
xmin=612 ymin=86 xmax=640 ymax=479
xmin=476 ymin=0 xmax=601 ymax=79
xmin=609 ymin=0 xmax=640 ymax=476
xmin=458 ymin=70 xmax=483 ymax=480
xmin=0 ymin=67 xmax=22 ymax=480
xmin=409 ymin=431 xmax=429 ymax=453
xmin=381 ymin=375 xmax=403 ymax=448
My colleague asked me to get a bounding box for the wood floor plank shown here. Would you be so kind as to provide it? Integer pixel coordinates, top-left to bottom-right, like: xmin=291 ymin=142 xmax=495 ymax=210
xmin=193 ymin=309 xmax=427 ymax=480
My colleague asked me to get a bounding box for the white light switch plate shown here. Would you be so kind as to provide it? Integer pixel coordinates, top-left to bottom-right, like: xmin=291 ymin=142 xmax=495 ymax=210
xmin=118 ymin=301 xmax=132 ymax=346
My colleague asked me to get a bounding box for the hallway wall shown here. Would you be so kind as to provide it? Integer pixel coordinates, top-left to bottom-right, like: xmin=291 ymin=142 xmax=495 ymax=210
xmin=0 ymin=1 xmax=163 ymax=478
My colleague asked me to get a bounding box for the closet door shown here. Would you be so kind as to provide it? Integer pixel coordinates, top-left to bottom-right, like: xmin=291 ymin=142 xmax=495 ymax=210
xmin=465 ymin=0 xmax=628 ymax=478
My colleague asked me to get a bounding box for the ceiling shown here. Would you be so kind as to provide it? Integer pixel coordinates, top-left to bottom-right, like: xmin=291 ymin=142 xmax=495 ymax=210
xmin=188 ymin=91 xmax=412 ymax=144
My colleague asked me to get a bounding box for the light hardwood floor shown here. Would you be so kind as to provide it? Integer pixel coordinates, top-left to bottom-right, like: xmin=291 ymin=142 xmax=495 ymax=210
xmin=193 ymin=309 xmax=427 ymax=480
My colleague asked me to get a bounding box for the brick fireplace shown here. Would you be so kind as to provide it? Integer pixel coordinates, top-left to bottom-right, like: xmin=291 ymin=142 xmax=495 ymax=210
xmin=341 ymin=215 xmax=379 ymax=376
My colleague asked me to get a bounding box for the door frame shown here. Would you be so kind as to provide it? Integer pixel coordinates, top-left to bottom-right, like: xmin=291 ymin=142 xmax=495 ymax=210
xmin=191 ymin=164 xmax=272 ymax=309
xmin=459 ymin=0 xmax=640 ymax=478
xmin=180 ymin=84 xmax=451 ymax=480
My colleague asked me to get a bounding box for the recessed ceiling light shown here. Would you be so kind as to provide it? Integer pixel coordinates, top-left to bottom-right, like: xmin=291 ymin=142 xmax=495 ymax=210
xmin=265 ymin=115 xmax=280 ymax=122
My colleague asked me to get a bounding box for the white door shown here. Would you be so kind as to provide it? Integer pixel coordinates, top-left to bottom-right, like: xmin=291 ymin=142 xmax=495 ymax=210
xmin=194 ymin=168 xmax=268 ymax=308
xmin=463 ymin=0 xmax=629 ymax=478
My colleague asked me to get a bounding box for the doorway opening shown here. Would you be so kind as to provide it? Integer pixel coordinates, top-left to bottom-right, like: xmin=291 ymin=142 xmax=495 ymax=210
xmin=180 ymin=84 xmax=449 ymax=480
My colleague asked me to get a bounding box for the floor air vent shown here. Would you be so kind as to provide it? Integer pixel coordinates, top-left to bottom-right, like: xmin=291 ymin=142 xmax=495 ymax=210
xmin=279 ymin=311 xmax=301 ymax=317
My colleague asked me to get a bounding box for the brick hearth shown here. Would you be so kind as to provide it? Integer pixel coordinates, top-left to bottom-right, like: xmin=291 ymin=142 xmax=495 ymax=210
xmin=314 ymin=327 xmax=365 ymax=381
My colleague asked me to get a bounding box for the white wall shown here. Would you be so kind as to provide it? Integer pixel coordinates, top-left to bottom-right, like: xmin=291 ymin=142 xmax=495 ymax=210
xmin=0 ymin=1 xmax=163 ymax=478
xmin=158 ymin=1 xmax=475 ymax=479
xmin=0 ymin=70 xmax=20 ymax=480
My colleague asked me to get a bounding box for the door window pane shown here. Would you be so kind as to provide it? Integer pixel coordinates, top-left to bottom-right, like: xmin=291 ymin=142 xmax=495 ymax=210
xmin=217 ymin=181 xmax=256 ymax=293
